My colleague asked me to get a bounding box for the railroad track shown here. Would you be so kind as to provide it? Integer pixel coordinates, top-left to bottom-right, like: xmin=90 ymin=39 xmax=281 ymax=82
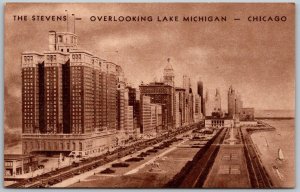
xmin=168 ymin=127 xmax=227 ymax=188
xmin=241 ymin=128 xmax=273 ymax=188
xmin=9 ymin=123 xmax=200 ymax=188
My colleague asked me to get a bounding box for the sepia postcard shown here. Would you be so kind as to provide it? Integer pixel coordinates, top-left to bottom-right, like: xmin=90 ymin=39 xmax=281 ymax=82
xmin=4 ymin=2 xmax=295 ymax=188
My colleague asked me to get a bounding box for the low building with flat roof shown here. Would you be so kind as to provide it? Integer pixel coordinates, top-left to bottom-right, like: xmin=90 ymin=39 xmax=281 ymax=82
xmin=204 ymin=116 xmax=239 ymax=128
xmin=4 ymin=154 xmax=38 ymax=179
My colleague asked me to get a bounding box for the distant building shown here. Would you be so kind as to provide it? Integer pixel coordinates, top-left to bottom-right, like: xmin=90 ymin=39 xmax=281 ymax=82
xmin=140 ymin=82 xmax=174 ymax=130
xmin=213 ymin=88 xmax=222 ymax=113
xmin=163 ymin=58 xmax=175 ymax=87
xmin=153 ymin=104 xmax=163 ymax=133
xmin=125 ymin=105 xmax=134 ymax=138
xmin=228 ymin=85 xmax=243 ymax=118
xmin=150 ymin=104 xmax=162 ymax=135
xmin=228 ymin=86 xmax=236 ymax=117
xmin=187 ymin=90 xmax=194 ymax=124
xmin=123 ymin=88 xmax=135 ymax=138
xmin=205 ymin=90 xmax=213 ymax=116
xmin=240 ymin=108 xmax=255 ymax=121
xmin=182 ymin=75 xmax=194 ymax=124
xmin=141 ymin=96 xmax=152 ymax=135
xmin=175 ymin=87 xmax=186 ymax=128
xmin=194 ymin=94 xmax=202 ymax=122
xmin=140 ymin=96 xmax=162 ymax=136
xmin=163 ymin=59 xmax=176 ymax=128
xmin=127 ymin=86 xmax=140 ymax=133
xmin=236 ymin=94 xmax=243 ymax=116
xmin=197 ymin=80 xmax=204 ymax=114
xmin=204 ymin=116 xmax=234 ymax=128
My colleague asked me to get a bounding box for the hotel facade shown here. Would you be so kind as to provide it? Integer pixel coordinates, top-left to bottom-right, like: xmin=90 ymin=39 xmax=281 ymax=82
xmin=21 ymin=31 xmax=119 ymax=156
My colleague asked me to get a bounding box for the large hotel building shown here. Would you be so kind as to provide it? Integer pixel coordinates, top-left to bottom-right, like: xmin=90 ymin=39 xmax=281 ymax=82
xmin=21 ymin=31 xmax=118 ymax=156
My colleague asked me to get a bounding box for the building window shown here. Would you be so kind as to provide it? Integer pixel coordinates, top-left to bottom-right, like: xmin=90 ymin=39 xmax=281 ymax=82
xmin=79 ymin=142 xmax=83 ymax=151
xmin=5 ymin=161 xmax=13 ymax=167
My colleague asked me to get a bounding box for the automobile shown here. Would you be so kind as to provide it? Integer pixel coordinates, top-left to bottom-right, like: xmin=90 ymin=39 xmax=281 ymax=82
xmin=79 ymin=159 xmax=87 ymax=163
xmin=47 ymin=180 xmax=55 ymax=186
xmin=87 ymin=167 xmax=93 ymax=171
xmin=72 ymin=162 xmax=80 ymax=167
xmin=38 ymin=165 xmax=45 ymax=169
xmin=37 ymin=184 xmax=46 ymax=188
xmin=41 ymin=159 xmax=49 ymax=163
xmin=74 ymin=171 xmax=82 ymax=175
xmin=51 ymin=178 xmax=61 ymax=185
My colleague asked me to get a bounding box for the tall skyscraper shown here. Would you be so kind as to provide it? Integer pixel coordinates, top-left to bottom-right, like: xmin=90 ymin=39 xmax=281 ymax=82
xmin=228 ymin=85 xmax=243 ymax=118
xmin=93 ymin=57 xmax=101 ymax=132
xmin=194 ymin=94 xmax=202 ymax=122
xmin=69 ymin=50 xmax=96 ymax=134
xmin=175 ymin=87 xmax=186 ymax=128
xmin=163 ymin=58 xmax=175 ymax=87
xmin=22 ymin=53 xmax=44 ymax=134
xmin=213 ymin=88 xmax=222 ymax=113
xmin=127 ymin=86 xmax=140 ymax=132
xmin=100 ymin=61 xmax=108 ymax=130
xmin=182 ymin=75 xmax=191 ymax=96
xmin=182 ymin=75 xmax=194 ymax=124
xmin=235 ymin=93 xmax=243 ymax=116
xmin=106 ymin=61 xmax=118 ymax=131
xmin=124 ymin=88 xmax=135 ymax=138
xmin=228 ymin=85 xmax=236 ymax=118
xmin=197 ymin=80 xmax=204 ymax=114
xmin=21 ymin=31 xmax=119 ymax=156
xmin=205 ymin=90 xmax=212 ymax=116
xmin=163 ymin=58 xmax=176 ymax=127
xmin=116 ymin=65 xmax=126 ymax=131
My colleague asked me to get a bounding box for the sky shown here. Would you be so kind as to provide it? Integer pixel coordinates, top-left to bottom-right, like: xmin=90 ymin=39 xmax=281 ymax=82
xmin=4 ymin=3 xmax=295 ymax=131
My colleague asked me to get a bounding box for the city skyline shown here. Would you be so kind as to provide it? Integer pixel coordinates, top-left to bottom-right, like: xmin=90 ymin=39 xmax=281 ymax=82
xmin=5 ymin=3 xmax=295 ymax=134
xmin=4 ymin=3 xmax=295 ymax=189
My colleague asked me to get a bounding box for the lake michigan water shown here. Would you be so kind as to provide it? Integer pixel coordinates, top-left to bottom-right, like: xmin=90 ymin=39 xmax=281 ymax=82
xmin=251 ymin=118 xmax=295 ymax=188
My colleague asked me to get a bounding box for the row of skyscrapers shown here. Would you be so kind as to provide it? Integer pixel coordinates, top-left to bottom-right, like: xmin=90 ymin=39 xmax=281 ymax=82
xmin=21 ymin=30 xmax=253 ymax=157
xmin=21 ymin=31 xmax=204 ymax=156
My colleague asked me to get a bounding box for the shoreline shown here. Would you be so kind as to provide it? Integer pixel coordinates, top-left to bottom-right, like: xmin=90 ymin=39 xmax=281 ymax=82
xmin=249 ymin=119 xmax=294 ymax=188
